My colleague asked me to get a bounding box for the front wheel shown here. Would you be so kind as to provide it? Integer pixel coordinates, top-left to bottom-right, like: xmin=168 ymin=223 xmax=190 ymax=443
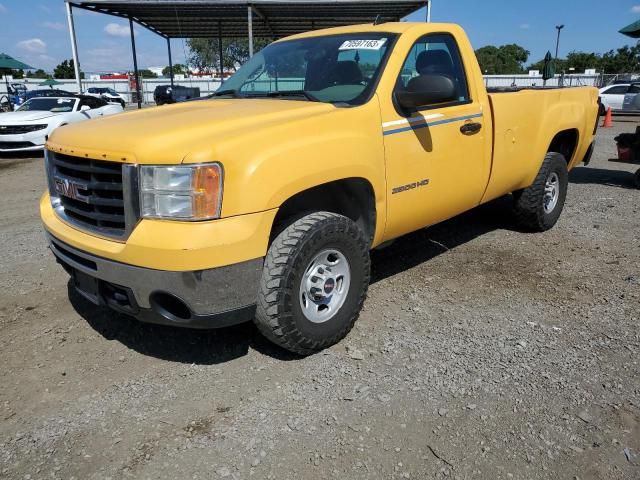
xmin=254 ymin=212 xmax=370 ymax=355
xmin=513 ymin=152 xmax=569 ymax=232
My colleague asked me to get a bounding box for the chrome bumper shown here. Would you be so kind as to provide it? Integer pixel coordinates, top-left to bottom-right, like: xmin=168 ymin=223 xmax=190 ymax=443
xmin=46 ymin=232 xmax=262 ymax=328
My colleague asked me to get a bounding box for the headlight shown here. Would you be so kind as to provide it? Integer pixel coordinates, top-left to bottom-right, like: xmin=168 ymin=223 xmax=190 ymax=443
xmin=139 ymin=163 xmax=223 ymax=220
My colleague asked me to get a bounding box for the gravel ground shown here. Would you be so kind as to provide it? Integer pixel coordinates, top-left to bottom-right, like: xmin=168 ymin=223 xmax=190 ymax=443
xmin=0 ymin=119 xmax=639 ymax=480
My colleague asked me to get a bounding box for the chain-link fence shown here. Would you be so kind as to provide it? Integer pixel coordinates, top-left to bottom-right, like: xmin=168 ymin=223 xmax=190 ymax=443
xmin=4 ymin=72 xmax=640 ymax=106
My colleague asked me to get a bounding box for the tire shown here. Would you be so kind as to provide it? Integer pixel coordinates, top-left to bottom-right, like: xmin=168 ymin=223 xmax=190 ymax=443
xmin=254 ymin=212 xmax=370 ymax=355
xmin=513 ymin=152 xmax=568 ymax=232
xmin=634 ymin=169 xmax=640 ymax=189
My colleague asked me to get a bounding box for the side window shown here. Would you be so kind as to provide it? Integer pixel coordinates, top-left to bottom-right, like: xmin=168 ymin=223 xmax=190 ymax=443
xmin=94 ymin=97 xmax=108 ymax=107
xmin=627 ymin=85 xmax=640 ymax=94
xmin=604 ymin=85 xmax=629 ymax=95
xmin=79 ymin=97 xmax=99 ymax=110
xmin=395 ymin=33 xmax=470 ymax=107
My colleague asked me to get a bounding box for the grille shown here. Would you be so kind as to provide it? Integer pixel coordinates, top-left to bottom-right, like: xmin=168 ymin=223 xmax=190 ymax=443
xmin=49 ymin=152 xmax=128 ymax=237
xmin=0 ymin=141 xmax=35 ymax=149
xmin=0 ymin=125 xmax=46 ymax=135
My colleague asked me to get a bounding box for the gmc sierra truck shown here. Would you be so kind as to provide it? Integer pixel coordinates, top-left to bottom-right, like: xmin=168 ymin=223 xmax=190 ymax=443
xmin=41 ymin=23 xmax=599 ymax=355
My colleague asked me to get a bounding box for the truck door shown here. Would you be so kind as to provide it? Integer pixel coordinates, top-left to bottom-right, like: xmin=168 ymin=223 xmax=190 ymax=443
xmin=382 ymin=33 xmax=491 ymax=240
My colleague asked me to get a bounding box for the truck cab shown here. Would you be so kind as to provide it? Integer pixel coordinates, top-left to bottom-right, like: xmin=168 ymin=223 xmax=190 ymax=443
xmin=41 ymin=22 xmax=599 ymax=355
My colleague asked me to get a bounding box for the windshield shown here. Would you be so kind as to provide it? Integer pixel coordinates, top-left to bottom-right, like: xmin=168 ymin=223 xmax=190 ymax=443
xmin=18 ymin=98 xmax=76 ymax=112
xmin=218 ymin=32 xmax=396 ymax=105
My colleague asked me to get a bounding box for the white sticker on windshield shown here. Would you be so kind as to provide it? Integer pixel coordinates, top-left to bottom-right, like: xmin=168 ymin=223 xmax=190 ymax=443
xmin=339 ymin=39 xmax=387 ymax=51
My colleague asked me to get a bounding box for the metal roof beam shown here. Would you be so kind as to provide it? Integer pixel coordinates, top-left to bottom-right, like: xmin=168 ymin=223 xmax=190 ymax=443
xmin=250 ymin=5 xmax=275 ymax=37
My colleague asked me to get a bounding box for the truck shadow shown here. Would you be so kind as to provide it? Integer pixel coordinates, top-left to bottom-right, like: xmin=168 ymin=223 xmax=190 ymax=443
xmin=70 ymin=195 xmax=517 ymax=365
xmin=569 ymin=165 xmax=638 ymax=189
xmin=68 ymin=285 xmax=302 ymax=365
xmin=371 ymin=195 xmax=514 ymax=283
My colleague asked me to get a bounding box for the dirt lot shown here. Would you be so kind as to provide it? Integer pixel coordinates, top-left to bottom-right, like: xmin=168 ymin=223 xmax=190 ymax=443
xmin=1 ymin=120 xmax=639 ymax=480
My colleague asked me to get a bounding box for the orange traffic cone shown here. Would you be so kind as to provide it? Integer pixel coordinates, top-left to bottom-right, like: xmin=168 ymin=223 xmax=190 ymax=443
xmin=602 ymin=107 xmax=613 ymax=128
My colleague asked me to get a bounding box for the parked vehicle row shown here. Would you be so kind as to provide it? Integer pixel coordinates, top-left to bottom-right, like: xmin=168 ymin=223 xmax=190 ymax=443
xmin=153 ymin=85 xmax=201 ymax=105
xmin=86 ymin=87 xmax=127 ymax=108
xmin=0 ymin=95 xmax=122 ymax=153
xmin=599 ymin=82 xmax=640 ymax=114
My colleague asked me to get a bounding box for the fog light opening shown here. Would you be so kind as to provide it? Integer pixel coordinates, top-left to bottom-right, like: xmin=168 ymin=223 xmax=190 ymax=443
xmin=150 ymin=292 xmax=192 ymax=322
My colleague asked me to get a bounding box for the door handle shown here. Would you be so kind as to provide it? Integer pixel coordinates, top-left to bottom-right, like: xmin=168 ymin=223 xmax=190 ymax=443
xmin=460 ymin=122 xmax=482 ymax=135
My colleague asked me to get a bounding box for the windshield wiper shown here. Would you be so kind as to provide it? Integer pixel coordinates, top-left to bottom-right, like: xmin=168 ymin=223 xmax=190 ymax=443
xmin=266 ymin=90 xmax=319 ymax=102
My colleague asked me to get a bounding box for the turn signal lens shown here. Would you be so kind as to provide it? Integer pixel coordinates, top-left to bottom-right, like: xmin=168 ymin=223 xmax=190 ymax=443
xmin=139 ymin=163 xmax=223 ymax=220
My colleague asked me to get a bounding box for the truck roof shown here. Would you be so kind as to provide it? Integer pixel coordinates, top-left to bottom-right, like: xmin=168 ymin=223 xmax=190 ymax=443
xmin=279 ymin=22 xmax=459 ymax=42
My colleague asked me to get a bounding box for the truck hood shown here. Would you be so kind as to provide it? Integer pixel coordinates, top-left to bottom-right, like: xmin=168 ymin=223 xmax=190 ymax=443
xmin=46 ymin=99 xmax=336 ymax=164
xmin=0 ymin=111 xmax=59 ymax=123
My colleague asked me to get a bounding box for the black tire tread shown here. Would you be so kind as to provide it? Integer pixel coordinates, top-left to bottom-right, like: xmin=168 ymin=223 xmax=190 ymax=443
xmin=513 ymin=152 xmax=568 ymax=232
xmin=254 ymin=212 xmax=370 ymax=355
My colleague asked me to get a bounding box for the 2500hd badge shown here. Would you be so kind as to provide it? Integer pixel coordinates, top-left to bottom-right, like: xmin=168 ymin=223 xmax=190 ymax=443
xmin=392 ymin=179 xmax=430 ymax=194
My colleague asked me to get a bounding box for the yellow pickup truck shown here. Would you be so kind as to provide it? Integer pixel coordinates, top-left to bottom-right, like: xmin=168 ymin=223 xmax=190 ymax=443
xmin=41 ymin=22 xmax=599 ymax=354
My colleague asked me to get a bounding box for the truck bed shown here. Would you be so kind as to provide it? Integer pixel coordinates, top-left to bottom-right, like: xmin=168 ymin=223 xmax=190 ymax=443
xmin=487 ymin=86 xmax=578 ymax=93
xmin=481 ymin=86 xmax=599 ymax=203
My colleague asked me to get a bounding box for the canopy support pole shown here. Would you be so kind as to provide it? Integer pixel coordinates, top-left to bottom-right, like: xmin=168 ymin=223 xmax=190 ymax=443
xmin=129 ymin=16 xmax=142 ymax=109
xmin=218 ymin=22 xmax=224 ymax=79
xmin=426 ymin=0 xmax=431 ymax=22
xmin=248 ymin=6 xmax=254 ymax=58
xmin=167 ymin=37 xmax=174 ymax=87
xmin=66 ymin=2 xmax=82 ymax=94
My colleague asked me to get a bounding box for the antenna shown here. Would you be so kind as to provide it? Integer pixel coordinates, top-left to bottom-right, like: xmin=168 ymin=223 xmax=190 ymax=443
xmin=373 ymin=14 xmax=383 ymax=25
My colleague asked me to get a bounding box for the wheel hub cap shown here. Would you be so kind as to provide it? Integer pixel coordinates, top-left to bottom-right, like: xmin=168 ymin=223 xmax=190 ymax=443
xmin=299 ymin=249 xmax=351 ymax=324
xmin=544 ymin=172 xmax=560 ymax=214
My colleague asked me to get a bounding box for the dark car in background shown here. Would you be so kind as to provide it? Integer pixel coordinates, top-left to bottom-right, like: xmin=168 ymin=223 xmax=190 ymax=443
xmin=24 ymin=89 xmax=75 ymax=101
xmin=153 ymin=85 xmax=201 ymax=105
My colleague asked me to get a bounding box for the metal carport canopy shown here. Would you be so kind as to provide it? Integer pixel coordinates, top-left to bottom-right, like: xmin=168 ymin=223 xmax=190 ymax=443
xmin=67 ymin=0 xmax=429 ymax=38
xmin=64 ymin=0 xmax=430 ymax=108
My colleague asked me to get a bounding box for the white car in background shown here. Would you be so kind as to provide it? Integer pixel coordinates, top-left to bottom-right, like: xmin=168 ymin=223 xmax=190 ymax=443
xmin=599 ymin=83 xmax=640 ymax=113
xmin=0 ymin=95 xmax=123 ymax=153
xmin=86 ymin=87 xmax=127 ymax=108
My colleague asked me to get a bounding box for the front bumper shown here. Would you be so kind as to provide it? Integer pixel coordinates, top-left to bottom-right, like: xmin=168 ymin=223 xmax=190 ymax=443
xmin=0 ymin=131 xmax=47 ymax=152
xmin=47 ymin=233 xmax=263 ymax=328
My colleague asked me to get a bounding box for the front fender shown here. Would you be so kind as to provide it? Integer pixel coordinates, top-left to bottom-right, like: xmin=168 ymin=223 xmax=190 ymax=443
xmin=184 ymin=99 xmax=387 ymax=244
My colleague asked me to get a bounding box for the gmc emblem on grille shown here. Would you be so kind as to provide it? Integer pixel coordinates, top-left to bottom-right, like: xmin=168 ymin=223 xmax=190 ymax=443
xmin=54 ymin=177 xmax=86 ymax=202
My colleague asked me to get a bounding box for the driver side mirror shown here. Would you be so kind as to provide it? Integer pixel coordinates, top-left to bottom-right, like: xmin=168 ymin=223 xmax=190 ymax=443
xmin=80 ymin=105 xmax=91 ymax=112
xmin=395 ymin=74 xmax=457 ymax=109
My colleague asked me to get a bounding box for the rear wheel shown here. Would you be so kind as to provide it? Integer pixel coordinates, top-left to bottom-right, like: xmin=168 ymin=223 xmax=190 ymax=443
xmin=254 ymin=212 xmax=370 ymax=355
xmin=513 ymin=152 xmax=568 ymax=232
xmin=634 ymin=168 xmax=640 ymax=189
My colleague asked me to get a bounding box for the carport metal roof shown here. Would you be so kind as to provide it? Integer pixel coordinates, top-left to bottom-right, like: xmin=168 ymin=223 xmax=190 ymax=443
xmin=67 ymin=0 xmax=429 ymax=38
xmin=64 ymin=0 xmax=430 ymax=107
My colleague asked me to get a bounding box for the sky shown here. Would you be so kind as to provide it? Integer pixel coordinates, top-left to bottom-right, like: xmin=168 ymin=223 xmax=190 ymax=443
xmin=0 ymin=0 xmax=639 ymax=74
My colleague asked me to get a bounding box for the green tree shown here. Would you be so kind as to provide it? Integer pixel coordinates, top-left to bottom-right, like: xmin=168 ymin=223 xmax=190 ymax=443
xmin=162 ymin=64 xmax=187 ymax=76
xmin=187 ymin=37 xmax=272 ymax=73
xmin=0 ymin=68 xmax=25 ymax=78
xmin=137 ymin=69 xmax=158 ymax=78
xmin=527 ymin=42 xmax=640 ymax=74
xmin=475 ymin=44 xmax=530 ymax=74
xmin=528 ymin=57 xmax=568 ymax=72
xmin=600 ymin=44 xmax=640 ymax=73
xmin=26 ymin=69 xmax=50 ymax=79
xmin=53 ymin=59 xmax=83 ymax=79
